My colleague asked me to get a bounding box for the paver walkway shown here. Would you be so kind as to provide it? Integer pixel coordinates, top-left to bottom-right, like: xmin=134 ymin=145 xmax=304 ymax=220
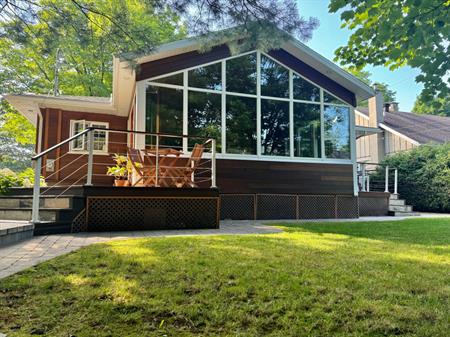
xmin=0 ymin=221 xmax=281 ymax=279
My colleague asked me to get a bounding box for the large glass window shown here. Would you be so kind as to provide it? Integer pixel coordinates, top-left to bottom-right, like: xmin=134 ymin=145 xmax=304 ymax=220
xmin=226 ymin=53 xmax=257 ymax=94
xmin=293 ymin=103 xmax=321 ymax=158
xmin=261 ymin=99 xmax=290 ymax=156
xmin=146 ymin=86 xmax=183 ymax=147
xmin=226 ymin=95 xmax=257 ymax=154
xmin=324 ymin=91 xmax=345 ymax=105
xmin=260 ymin=55 xmax=289 ymax=98
xmin=188 ymin=63 xmax=222 ymax=90
xmin=188 ymin=91 xmax=222 ymax=150
xmin=293 ymin=74 xmax=320 ymax=102
xmin=151 ymin=73 xmax=183 ymax=86
xmin=324 ymin=105 xmax=350 ymax=159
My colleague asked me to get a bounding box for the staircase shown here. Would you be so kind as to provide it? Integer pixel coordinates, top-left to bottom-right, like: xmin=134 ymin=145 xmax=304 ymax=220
xmin=0 ymin=191 xmax=85 ymax=235
xmin=388 ymin=194 xmax=418 ymax=216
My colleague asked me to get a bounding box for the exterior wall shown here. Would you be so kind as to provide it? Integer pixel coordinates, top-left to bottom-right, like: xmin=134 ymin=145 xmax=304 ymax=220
xmin=40 ymin=108 xmax=128 ymax=186
xmin=384 ymin=130 xmax=417 ymax=155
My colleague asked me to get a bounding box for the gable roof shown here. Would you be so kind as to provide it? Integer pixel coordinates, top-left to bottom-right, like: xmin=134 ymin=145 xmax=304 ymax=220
xmin=356 ymin=106 xmax=450 ymax=144
xmin=134 ymin=32 xmax=375 ymax=103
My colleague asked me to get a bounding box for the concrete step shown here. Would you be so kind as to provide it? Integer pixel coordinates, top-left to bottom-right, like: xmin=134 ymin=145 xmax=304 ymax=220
xmin=389 ymin=205 xmax=413 ymax=212
xmin=389 ymin=199 xmax=406 ymax=206
xmin=0 ymin=196 xmax=72 ymax=209
xmin=389 ymin=194 xmax=399 ymax=200
xmin=34 ymin=221 xmax=72 ymax=235
xmin=0 ymin=208 xmax=74 ymax=222
xmin=0 ymin=222 xmax=34 ymax=246
xmin=389 ymin=211 xmax=420 ymax=217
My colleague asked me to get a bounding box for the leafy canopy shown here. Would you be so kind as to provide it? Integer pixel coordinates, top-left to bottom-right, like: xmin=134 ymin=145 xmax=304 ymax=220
xmin=329 ymin=0 xmax=450 ymax=102
xmin=413 ymin=94 xmax=450 ymax=116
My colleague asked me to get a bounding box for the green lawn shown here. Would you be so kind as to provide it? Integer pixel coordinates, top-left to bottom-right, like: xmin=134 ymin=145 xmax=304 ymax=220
xmin=1 ymin=218 xmax=450 ymax=337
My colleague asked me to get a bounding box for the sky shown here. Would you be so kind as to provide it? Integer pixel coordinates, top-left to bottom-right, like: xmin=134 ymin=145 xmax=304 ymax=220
xmin=298 ymin=0 xmax=422 ymax=111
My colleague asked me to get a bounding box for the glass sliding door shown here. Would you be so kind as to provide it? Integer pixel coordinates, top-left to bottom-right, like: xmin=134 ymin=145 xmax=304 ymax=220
xmin=145 ymin=85 xmax=183 ymax=148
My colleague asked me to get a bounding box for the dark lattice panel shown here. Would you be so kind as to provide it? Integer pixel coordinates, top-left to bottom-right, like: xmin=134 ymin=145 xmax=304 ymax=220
xmin=87 ymin=197 xmax=219 ymax=231
xmin=256 ymin=194 xmax=297 ymax=220
xmin=298 ymin=195 xmax=336 ymax=219
xmin=71 ymin=208 xmax=87 ymax=232
xmin=220 ymin=194 xmax=255 ymax=220
xmin=336 ymin=196 xmax=359 ymax=218
xmin=359 ymin=196 xmax=389 ymax=216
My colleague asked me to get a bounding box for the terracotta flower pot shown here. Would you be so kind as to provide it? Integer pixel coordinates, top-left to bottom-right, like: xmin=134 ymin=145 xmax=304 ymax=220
xmin=114 ymin=179 xmax=129 ymax=187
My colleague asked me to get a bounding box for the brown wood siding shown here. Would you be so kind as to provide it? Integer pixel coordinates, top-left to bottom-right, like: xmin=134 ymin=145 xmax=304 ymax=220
xmin=40 ymin=108 xmax=128 ymax=186
xmin=216 ymin=159 xmax=354 ymax=195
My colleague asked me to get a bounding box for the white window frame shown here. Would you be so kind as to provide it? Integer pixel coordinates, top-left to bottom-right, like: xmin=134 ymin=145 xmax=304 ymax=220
xmin=69 ymin=120 xmax=109 ymax=154
xmin=136 ymin=50 xmax=354 ymax=165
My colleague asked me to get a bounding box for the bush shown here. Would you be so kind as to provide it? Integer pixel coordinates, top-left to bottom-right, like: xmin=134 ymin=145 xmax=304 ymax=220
xmin=380 ymin=143 xmax=450 ymax=212
xmin=0 ymin=168 xmax=45 ymax=194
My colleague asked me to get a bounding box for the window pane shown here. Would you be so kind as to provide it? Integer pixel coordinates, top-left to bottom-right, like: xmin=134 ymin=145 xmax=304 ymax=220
xmin=293 ymin=74 xmax=320 ymax=102
xmin=188 ymin=63 xmax=221 ymax=90
xmin=90 ymin=123 xmax=107 ymax=152
xmin=324 ymin=105 xmax=350 ymax=159
xmin=293 ymin=103 xmax=321 ymax=158
xmin=226 ymin=95 xmax=256 ymax=154
xmin=260 ymin=55 xmax=289 ymax=98
xmin=146 ymin=86 xmax=183 ymax=148
xmin=151 ymin=73 xmax=183 ymax=86
xmin=261 ymin=99 xmax=290 ymax=156
xmin=72 ymin=121 xmax=85 ymax=150
xmin=323 ymin=92 xmax=345 ymax=105
xmin=188 ymin=91 xmax=221 ymax=151
xmin=226 ymin=53 xmax=257 ymax=94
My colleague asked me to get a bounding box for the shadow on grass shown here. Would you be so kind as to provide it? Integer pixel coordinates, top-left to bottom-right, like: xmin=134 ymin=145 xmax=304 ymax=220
xmin=275 ymin=217 xmax=450 ymax=246
xmin=1 ymin=224 xmax=450 ymax=336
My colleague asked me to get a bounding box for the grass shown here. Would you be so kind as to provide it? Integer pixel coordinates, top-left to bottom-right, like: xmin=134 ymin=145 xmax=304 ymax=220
xmin=1 ymin=218 xmax=450 ymax=337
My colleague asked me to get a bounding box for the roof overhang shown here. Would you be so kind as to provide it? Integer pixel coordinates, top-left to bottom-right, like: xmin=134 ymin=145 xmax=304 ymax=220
xmin=3 ymin=94 xmax=117 ymax=126
xmin=133 ymin=34 xmax=376 ymax=102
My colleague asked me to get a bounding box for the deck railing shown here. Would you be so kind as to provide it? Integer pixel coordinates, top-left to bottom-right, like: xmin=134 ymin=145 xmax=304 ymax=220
xmin=31 ymin=127 xmax=217 ymax=223
xmin=357 ymin=162 xmax=398 ymax=194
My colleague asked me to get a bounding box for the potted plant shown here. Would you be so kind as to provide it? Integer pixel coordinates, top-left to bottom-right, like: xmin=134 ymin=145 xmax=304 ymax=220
xmin=106 ymin=154 xmax=132 ymax=187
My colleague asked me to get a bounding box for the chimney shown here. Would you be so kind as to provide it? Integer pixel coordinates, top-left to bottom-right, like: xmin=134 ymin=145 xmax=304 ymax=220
xmin=384 ymin=102 xmax=399 ymax=113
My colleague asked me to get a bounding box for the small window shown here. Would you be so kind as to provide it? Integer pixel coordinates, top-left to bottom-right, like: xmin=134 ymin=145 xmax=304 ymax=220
xmin=260 ymin=55 xmax=289 ymax=98
xmin=293 ymin=74 xmax=320 ymax=102
xmin=70 ymin=120 xmax=108 ymax=153
xmin=226 ymin=53 xmax=257 ymax=94
xmin=323 ymin=92 xmax=345 ymax=105
xmin=151 ymin=73 xmax=184 ymax=86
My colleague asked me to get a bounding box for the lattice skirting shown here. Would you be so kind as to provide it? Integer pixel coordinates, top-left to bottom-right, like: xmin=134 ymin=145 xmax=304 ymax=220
xmin=221 ymin=194 xmax=359 ymax=220
xmin=359 ymin=194 xmax=389 ymax=216
xmin=86 ymin=197 xmax=219 ymax=231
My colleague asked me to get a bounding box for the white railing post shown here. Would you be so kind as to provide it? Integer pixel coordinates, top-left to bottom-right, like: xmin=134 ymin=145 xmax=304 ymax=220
xmin=367 ymin=175 xmax=370 ymax=192
xmin=361 ymin=164 xmax=366 ymax=192
xmin=31 ymin=157 xmax=42 ymax=223
xmin=86 ymin=129 xmax=94 ymax=186
xmin=211 ymin=139 xmax=217 ymax=188
xmin=155 ymin=134 xmax=160 ymax=187
xmin=385 ymin=166 xmax=389 ymax=193
xmin=394 ymin=168 xmax=398 ymax=195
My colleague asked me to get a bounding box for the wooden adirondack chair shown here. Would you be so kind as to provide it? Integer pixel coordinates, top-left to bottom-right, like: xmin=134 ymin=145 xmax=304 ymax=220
xmin=162 ymin=143 xmax=204 ymax=188
xmin=127 ymin=148 xmax=156 ymax=186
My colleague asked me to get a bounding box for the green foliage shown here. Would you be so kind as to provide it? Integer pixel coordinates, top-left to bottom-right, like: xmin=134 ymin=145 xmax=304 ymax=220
xmin=0 ymin=100 xmax=35 ymax=145
xmin=413 ymin=94 xmax=450 ymax=117
xmin=0 ymin=167 xmax=45 ymax=194
xmin=381 ymin=143 xmax=450 ymax=212
xmin=330 ymin=0 xmax=450 ymax=101
xmin=106 ymin=154 xmax=139 ymax=179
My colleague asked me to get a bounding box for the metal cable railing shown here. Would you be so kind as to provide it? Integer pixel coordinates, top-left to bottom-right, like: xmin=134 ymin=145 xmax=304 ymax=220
xmin=31 ymin=127 xmax=217 ymax=223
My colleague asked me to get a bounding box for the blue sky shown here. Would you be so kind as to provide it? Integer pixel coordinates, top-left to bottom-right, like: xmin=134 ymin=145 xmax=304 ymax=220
xmin=298 ymin=0 xmax=422 ymax=111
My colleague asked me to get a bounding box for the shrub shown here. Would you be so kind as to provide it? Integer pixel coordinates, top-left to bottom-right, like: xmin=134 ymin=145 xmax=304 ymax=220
xmin=0 ymin=168 xmax=46 ymax=194
xmin=380 ymin=143 xmax=450 ymax=212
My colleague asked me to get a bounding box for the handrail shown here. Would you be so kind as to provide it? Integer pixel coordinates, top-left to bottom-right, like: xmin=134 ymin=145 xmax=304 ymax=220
xmin=32 ymin=127 xmax=213 ymax=160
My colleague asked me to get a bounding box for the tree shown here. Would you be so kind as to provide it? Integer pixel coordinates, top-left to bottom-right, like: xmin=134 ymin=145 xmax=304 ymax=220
xmin=413 ymin=95 xmax=450 ymax=117
xmin=329 ymin=0 xmax=450 ymax=102
xmin=345 ymin=68 xmax=397 ymax=106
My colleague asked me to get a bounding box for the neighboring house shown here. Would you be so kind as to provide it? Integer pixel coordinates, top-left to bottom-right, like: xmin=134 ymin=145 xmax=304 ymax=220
xmin=3 ymin=28 xmax=385 ymax=231
xmin=356 ymin=100 xmax=450 ymax=163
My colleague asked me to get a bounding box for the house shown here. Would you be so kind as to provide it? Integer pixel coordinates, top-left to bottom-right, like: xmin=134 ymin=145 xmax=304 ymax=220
xmin=356 ymin=98 xmax=450 ymax=164
xmin=4 ymin=30 xmax=390 ymax=233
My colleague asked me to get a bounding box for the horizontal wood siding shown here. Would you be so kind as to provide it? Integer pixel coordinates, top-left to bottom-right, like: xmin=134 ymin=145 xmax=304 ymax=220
xmin=216 ymin=159 xmax=354 ymax=195
xmin=41 ymin=108 xmax=128 ymax=186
